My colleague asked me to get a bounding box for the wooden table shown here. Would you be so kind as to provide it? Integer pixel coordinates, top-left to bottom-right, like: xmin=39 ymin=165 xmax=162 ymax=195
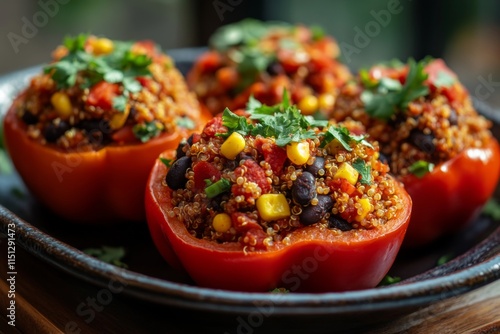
xmin=0 ymin=244 xmax=499 ymax=334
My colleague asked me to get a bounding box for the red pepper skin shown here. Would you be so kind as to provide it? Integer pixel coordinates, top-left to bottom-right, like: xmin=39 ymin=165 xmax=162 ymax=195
xmin=3 ymin=94 xmax=211 ymax=224
xmin=401 ymin=137 xmax=500 ymax=247
xmin=145 ymin=155 xmax=412 ymax=292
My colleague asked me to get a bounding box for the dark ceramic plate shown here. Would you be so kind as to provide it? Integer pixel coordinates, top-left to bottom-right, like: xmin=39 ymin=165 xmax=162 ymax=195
xmin=0 ymin=50 xmax=499 ymax=333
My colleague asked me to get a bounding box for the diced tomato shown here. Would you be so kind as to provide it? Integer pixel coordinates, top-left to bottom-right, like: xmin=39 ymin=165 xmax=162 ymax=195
xmin=136 ymin=76 xmax=152 ymax=88
xmin=328 ymin=178 xmax=358 ymax=197
xmin=86 ymin=82 xmax=120 ymax=110
xmin=198 ymin=51 xmax=221 ymax=73
xmin=254 ymin=138 xmax=287 ymax=174
xmin=231 ymin=212 xmax=268 ymax=250
xmin=193 ymin=161 xmax=221 ymax=191
xmin=111 ymin=125 xmax=137 ymax=144
xmin=232 ymin=159 xmax=271 ymax=199
xmin=202 ymin=117 xmax=227 ymax=138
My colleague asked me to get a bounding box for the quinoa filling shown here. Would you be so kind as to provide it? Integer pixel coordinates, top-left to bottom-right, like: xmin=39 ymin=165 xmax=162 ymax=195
xmin=165 ymin=96 xmax=404 ymax=251
xmin=332 ymin=58 xmax=493 ymax=177
xmin=15 ymin=34 xmax=200 ymax=151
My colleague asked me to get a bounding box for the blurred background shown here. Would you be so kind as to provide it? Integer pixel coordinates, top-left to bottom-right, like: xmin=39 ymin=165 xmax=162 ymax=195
xmin=1 ymin=0 xmax=499 ymax=107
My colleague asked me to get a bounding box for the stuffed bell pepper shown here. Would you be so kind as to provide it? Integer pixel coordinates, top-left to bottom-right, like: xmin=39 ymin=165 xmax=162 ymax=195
xmin=332 ymin=58 xmax=500 ymax=247
xmin=3 ymin=34 xmax=211 ymax=223
xmin=146 ymin=94 xmax=412 ymax=292
xmin=187 ymin=19 xmax=352 ymax=118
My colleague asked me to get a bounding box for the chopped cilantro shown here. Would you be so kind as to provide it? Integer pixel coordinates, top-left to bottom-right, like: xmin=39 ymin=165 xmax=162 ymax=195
xmin=63 ymin=34 xmax=87 ymax=52
xmin=360 ymin=58 xmax=430 ymax=120
xmin=176 ymin=117 xmax=196 ymax=130
xmin=310 ymin=25 xmax=325 ymax=41
xmin=221 ymin=91 xmax=327 ymax=147
xmin=408 ymin=160 xmax=434 ymax=178
xmin=83 ymin=246 xmax=128 ymax=268
xmin=352 ymin=158 xmax=372 ymax=185
xmin=205 ymin=178 xmax=231 ymax=198
xmin=320 ymin=125 xmax=373 ymax=151
xmin=44 ymin=35 xmax=153 ymax=113
xmin=159 ymin=157 xmax=172 ymax=168
xmin=433 ymin=71 xmax=456 ymax=88
xmin=437 ymin=253 xmax=453 ymax=266
xmin=0 ymin=151 xmax=12 ymax=175
xmin=378 ymin=275 xmax=401 ymax=286
xmin=482 ymin=199 xmax=500 ymax=220
xmin=270 ymin=287 xmax=290 ymax=293
xmin=132 ymin=121 xmax=163 ymax=143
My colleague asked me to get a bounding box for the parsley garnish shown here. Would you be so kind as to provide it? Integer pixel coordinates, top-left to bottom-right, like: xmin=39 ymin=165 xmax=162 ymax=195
xmin=482 ymin=199 xmax=500 ymax=220
xmin=205 ymin=178 xmax=231 ymax=198
xmin=132 ymin=121 xmax=163 ymax=143
xmin=360 ymin=58 xmax=430 ymax=120
xmin=84 ymin=246 xmax=128 ymax=268
xmin=352 ymin=158 xmax=372 ymax=185
xmin=408 ymin=160 xmax=434 ymax=178
xmin=44 ymin=35 xmax=153 ymax=112
xmin=433 ymin=71 xmax=455 ymax=88
xmin=221 ymin=92 xmax=328 ymax=147
xmin=437 ymin=253 xmax=453 ymax=266
xmin=378 ymin=275 xmax=401 ymax=286
xmin=159 ymin=157 xmax=172 ymax=168
xmin=176 ymin=117 xmax=196 ymax=130
xmin=320 ymin=125 xmax=373 ymax=151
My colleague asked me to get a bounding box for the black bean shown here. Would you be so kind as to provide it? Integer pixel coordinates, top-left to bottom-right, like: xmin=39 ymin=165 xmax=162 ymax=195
xmin=43 ymin=121 xmax=70 ymax=142
xmin=292 ymin=172 xmax=316 ymax=206
xmin=409 ymin=129 xmax=435 ymax=154
xmin=165 ymin=156 xmax=192 ymax=190
xmin=176 ymin=140 xmax=188 ymax=159
xmin=449 ymin=108 xmax=458 ymax=126
xmin=21 ymin=111 xmax=38 ymax=125
xmin=300 ymin=195 xmax=334 ymax=226
xmin=265 ymin=61 xmax=284 ymax=76
xmin=305 ymin=157 xmax=325 ymax=177
xmin=328 ymin=215 xmax=353 ymax=231
xmin=378 ymin=153 xmax=390 ymax=165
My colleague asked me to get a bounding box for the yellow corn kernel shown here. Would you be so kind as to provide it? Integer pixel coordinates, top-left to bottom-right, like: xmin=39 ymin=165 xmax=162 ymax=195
xmin=318 ymin=93 xmax=335 ymax=111
xmin=212 ymin=213 xmax=232 ymax=233
xmin=298 ymin=95 xmax=318 ymax=115
xmin=109 ymin=104 xmax=131 ymax=130
xmin=256 ymin=194 xmax=291 ymax=221
xmin=221 ymin=132 xmax=246 ymax=160
xmin=334 ymin=162 xmax=359 ymax=185
xmin=91 ymin=37 xmax=114 ymax=56
xmin=287 ymin=141 xmax=310 ymax=165
xmin=355 ymin=198 xmax=372 ymax=222
xmin=50 ymin=92 xmax=72 ymax=119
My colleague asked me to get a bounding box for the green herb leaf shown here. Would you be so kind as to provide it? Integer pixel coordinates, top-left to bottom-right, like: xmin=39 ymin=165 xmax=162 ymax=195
xmin=437 ymin=253 xmax=453 ymax=266
xmin=310 ymin=25 xmax=325 ymax=41
xmin=63 ymin=34 xmax=88 ymax=52
xmin=270 ymin=287 xmax=290 ymax=293
xmin=205 ymin=178 xmax=231 ymax=198
xmin=352 ymin=158 xmax=372 ymax=185
xmin=482 ymin=199 xmax=500 ymax=220
xmin=360 ymin=58 xmax=430 ymax=120
xmin=159 ymin=157 xmax=172 ymax=168
xmin=176 ymin=117 xmax=195 ymax=130
xmin=221 ymin=108 xmax=251 ymax=136
xmin=133 ymin=121 xmax=163 ymax=143
xmin=378 ymin=275 xmax=401 ymax=286
xmin=408 ymin=160 xmax=434 ymax=178
xmin=433 ymin=71 xmax=456 ymax=88
xmin=320 ymin=125 xmax=372 ymax=151
xmin=10 ymin=187 xmax=25 ymax=199
xmin=83 ymin=246 xmax=128 ymax=268
xmin=112 ymin=95 xmax=127 ymax=112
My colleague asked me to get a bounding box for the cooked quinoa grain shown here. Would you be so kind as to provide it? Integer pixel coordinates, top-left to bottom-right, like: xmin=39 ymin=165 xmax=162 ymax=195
xmin=332 ymin=58 xmax=493 ymax=176
xmin=165 ymin=99 xmax=404 ymax=251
